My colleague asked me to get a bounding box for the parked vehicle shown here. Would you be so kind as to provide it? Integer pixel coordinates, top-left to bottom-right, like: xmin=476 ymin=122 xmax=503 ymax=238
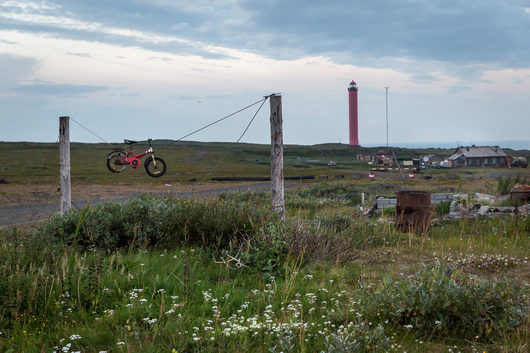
xmin=510 ymin=157 xmax=528 ymax=168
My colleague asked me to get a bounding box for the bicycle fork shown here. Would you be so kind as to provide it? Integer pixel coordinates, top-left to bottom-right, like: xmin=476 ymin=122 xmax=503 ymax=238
xmin=147 ymin=138 xmax=157 ymax=167
xmin=146 ymin=146 xmax=157 ymax=167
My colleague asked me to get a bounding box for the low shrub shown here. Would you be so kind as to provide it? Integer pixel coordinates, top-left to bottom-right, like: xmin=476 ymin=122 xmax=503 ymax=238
xmin=433 ymin=201 xmax=451 ymax=217
xmin=362 ymin=266 xmax=528 ymax=341
xmin=315 ymin=214 xmax=354 ymax=232
xmin=294 ymin=183 xmax=359 ymax=203
xmin=220 ymin=183 xmax=362 ymax=212
xmin=236 ymin=222 xmax=291 ymax=276
xmin=497 ymin=174 xmax=527 ymax=195
xmin=233 ymin=219 xmax=372 ymax=276
xmin=218 ymin=190 xmax=269 ymax=205
xmin=322 ymin=324 xmax=389 ymax=353
xmin=38 ymin=197 xmax=273 ymax=250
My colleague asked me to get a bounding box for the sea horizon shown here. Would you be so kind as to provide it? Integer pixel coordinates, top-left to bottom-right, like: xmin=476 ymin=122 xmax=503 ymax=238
xmin=361 ymin=140 xmax=529 ymax=150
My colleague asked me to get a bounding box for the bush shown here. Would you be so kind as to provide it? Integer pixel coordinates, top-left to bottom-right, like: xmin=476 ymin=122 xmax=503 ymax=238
xmin=220 ymin=183 xmax=362 ymax=214
xmin=293 ymin=183 xmax=360 ymax=205
xmin=322 ymin=325 xmax=389 ymax=353
xmin=434 ymin=201 xmax=451 ymax=217
xmin=497 ymin=175 xmax=527 ymax=195
xmin=236 ymin=223 xmax=290 ymax=276
xmin=315 ymin=214 xmax=354 ymax=232
xmin=218 ymin=190 xmax=269 ymax=205
xmin=497 ymin=175 xmax=514 ymax=195
xmin=233 ymin=219 xmax=372 ymax=276
xmin=362 ymin=266 xmax=528 ymax=341
xmin=38 ymin=197 xmax=273 ymax=250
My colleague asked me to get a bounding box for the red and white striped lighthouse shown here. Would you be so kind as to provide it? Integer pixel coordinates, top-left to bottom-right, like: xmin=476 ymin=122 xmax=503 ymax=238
xmin=348 ymin=80 xmax=359 ymax=146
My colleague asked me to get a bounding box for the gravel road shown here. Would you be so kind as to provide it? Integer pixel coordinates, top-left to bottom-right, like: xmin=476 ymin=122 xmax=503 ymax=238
xmin=0 ymin=181 xmax=301 ymax=227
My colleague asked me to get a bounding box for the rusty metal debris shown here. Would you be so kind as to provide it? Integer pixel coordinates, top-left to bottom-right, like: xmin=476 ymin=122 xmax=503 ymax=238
xmin=395 ymin=191 xmax=432 ymax=233
xmin=510 ymin=184 xmax=530 ymax=203
xmin=362 ymin=190 xmax=529 ymax=222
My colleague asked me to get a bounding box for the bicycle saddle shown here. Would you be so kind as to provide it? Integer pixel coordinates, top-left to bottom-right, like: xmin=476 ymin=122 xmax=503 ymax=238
xmin=124 ymin=139 xmax=138 ymax=145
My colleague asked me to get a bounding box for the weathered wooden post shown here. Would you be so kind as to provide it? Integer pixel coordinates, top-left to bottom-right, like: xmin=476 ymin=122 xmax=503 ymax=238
xmin=270 ymin=94 xmax=285 ymax=219
xmin=59 ymin=116 xmax=71 ymax=215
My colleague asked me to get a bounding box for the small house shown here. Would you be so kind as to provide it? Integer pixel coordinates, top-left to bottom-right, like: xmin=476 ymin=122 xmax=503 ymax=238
xmin=357 ymin=150 xmax=393 ymax=166
xmin=447 ymin=146 xmax=507 ymax=167
xmin=421 ymin=154 xmax=443 ymax=167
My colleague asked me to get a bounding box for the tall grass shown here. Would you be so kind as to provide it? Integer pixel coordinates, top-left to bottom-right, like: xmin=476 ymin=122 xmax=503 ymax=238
xmin=1 ymin=189 xmax=529 ymax=352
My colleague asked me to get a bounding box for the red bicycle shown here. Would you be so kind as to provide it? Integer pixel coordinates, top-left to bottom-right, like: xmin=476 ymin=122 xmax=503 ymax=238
xmin=107 ymin=138 xmax=167 ymax=178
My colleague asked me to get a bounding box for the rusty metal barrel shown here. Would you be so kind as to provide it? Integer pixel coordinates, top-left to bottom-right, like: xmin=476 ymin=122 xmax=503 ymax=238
xmin=395 ymin=191 xmax=432 ymax=232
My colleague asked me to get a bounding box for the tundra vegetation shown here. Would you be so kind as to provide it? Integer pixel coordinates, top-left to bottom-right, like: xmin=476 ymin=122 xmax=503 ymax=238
xmin=1 ymin=182 xmax=529 ymax=353
xmin=0 ymin=141 xmax=529 ymax=352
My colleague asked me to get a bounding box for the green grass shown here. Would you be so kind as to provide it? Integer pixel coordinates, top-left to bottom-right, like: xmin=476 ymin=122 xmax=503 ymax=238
xmin=1 ymin=189 xmax=529 ymax=352
xmin=1 ymin=140 xmax=527 ymax=185
xmin=1 ymin=139 xmax=529 ymax=352
xmin=1 ymin=242 xmax=527 ymax=352
xmin=0 ymin=141 xmax=367 ymax=185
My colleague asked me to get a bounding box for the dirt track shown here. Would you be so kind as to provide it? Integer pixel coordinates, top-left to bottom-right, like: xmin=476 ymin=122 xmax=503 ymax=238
xmin=0 ymin=182 xmax=302 ymax=227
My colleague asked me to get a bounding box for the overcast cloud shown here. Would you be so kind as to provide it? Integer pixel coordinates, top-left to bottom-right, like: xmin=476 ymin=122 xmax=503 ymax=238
xmin=0 ymin=0 xmax=529 ymax=147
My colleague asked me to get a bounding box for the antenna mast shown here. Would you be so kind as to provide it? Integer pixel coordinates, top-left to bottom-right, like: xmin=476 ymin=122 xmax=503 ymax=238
xmin=385 ymin=87 xmax=389 ymax=148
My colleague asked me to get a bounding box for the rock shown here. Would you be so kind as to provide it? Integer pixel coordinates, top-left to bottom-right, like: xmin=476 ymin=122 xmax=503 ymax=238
xmin=475 ymin=193 xmax=495 ymax=202
xmin=477 ymin=205 xmax=491 ymax=216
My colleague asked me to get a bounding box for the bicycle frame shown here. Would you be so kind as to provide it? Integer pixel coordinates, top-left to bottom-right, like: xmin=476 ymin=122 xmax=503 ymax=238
xmin=116 ymin=141 xmax=155 ymax=168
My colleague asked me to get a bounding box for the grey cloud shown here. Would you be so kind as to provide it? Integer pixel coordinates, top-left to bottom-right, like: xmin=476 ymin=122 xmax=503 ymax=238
xmin=410 ymin=72 xmax=439 ymax=83
xmin=15 ymin=80 xmax=109 ymax=95
xmin=2 ymin=0 xmax=529 ymax=76
xmin=237 ymin=0 xmax=530 ymax=68
xmin=175 ymin=93 xmax=229 ymax=101
xmin=149 ymin=56 xmax=173 ymax=62
xmin=66 ymin=52 xmax=94 ymax=58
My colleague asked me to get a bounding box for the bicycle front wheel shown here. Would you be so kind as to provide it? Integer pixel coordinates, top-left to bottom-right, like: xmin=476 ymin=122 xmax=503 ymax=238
xmin=107 ymin=150 xmax=127 ymax=173
xmin=145 ymin=156 xmax=166 ymax=177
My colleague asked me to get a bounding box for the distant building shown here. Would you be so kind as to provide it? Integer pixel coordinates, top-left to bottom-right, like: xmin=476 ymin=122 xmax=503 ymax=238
xmin=447 ymin=146 xmax=507 ymax=167
xmin=356 ymin=150 xmax=393 ymax=165
xmin=421 ymin=154 xmax=443 ymax=167
xmin=356 ymin=153 xmax=372 ymax=162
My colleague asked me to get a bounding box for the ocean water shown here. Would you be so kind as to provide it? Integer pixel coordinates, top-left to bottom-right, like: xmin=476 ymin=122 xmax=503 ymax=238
xmin=362 ymin=140 xmax=529 ymax=150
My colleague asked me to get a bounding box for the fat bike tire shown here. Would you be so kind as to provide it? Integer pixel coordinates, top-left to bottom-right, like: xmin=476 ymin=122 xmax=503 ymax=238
xmin=145 ymin=156 xmax=166 ymax=178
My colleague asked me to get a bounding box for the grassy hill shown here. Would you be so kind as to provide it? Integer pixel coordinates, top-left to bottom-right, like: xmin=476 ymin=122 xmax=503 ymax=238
xmin=0 ymin=140 xmax=528 ymax=185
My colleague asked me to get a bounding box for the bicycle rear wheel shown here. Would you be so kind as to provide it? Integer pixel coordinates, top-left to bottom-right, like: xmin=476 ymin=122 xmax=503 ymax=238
xmin=145 ymin=156 xmax=166 ymax=177
xmin=107 ymin=150 xmax=127 ymax=173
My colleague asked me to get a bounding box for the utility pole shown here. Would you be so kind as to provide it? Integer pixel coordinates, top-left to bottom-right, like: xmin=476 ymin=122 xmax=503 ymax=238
xmin=385 ymin=87 xmax=389 ymax=148
xmin=269 ymin=94 xmax=285 ymax=220
xmin=59 ymin=116 xmax=71 ymax=215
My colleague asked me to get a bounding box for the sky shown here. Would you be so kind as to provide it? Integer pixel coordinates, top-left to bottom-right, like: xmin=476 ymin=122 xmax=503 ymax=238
xmin=0 ymin=0 xmax=529 ymax=148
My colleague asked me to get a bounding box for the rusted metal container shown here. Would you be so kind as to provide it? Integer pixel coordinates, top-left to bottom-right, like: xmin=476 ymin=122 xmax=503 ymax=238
xmin=395 ymin=191 xmax=432 ymax=232
xmin=510 ymin=184 xmax=530 ymax=203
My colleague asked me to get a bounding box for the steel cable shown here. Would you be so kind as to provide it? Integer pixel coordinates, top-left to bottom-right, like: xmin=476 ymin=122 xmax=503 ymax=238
xmin=68 ymin=97 xmax=267 ymax=147
xmin=180 ymin=96 xmax=269 ymax=197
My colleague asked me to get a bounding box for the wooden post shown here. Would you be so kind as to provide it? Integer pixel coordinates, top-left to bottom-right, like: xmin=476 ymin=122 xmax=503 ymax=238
xmin=270 ymin=95 xmax=285 ymax=219
xmin=59 ymin=116 xmax=71 ymax=215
